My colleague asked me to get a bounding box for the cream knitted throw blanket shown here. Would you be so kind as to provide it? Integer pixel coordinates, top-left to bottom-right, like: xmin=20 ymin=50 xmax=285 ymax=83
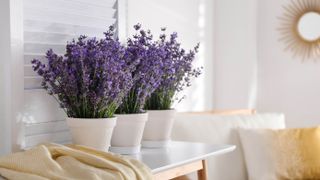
xmin=0 ymin=144 xmax=152 ymax=180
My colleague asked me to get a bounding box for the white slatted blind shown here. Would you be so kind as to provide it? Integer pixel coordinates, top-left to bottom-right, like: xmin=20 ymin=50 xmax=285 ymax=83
xmin=22 ymin=0 xmax=118 ymax=149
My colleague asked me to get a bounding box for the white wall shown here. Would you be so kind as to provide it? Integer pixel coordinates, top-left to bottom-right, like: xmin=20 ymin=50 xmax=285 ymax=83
xmin=209 ymin=0 xmax=320 ymax=127
xmin=213 ymin=0 xmax=257 ymax=109
xmin=0 ymin=0 xmax=12 ymax=155
xmin=127 ymin=0 xmax=215 ymax=111
xmin=212 ymin=0 xmax=320 ymax=127
xmin=257 ymin=0 xmax=320 ymax=127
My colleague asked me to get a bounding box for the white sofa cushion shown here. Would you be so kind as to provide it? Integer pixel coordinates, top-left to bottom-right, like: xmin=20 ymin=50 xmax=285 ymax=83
xmin=238 ymin=128 xmax=278 ymax=180
xmin=171 ymin=113 xmax=285 ymax=180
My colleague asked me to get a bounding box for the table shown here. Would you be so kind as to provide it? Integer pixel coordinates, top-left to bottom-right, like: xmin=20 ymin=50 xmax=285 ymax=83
xmin=130 ymin=141 xmax=236 ymax=180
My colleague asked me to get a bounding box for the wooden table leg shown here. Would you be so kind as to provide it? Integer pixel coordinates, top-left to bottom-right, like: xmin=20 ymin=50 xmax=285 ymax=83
xmin=154 ymin=160 xmax=203 ymax=180
xmin=197 ymin=160 xmax=207 ymax=180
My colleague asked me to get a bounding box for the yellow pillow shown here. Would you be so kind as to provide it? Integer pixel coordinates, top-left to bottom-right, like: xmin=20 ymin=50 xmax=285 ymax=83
xmin=272 ymin=127 xmax=320 ymax=179
xmin=239 ymin=126 xmax=320 ymax=180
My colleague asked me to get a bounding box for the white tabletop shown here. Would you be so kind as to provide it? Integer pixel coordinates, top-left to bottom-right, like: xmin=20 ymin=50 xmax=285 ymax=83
xmin=129 ymin=141 xmax=236 ymax=173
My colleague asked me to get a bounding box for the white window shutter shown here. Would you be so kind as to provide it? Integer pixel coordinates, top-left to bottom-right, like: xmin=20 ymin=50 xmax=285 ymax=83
xmin=22 ymin=0 xmax=119 ymax=149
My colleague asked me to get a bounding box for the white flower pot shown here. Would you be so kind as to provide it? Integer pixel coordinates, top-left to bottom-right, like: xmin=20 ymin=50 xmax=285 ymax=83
xmin=142 ymin=109 xmax=176 ymax=148
xmin=110 ymin=113 xmax=148 ymax=154
xmin=66 ymin=117 xmax=116 ymax=151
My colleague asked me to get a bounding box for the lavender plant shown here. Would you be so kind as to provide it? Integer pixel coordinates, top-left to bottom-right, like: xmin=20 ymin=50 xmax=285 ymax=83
xmin=32 ymin=26 xmax=133 ymax=118
xmin=144 ymin=28 xmax=202 ymax=110
xmin=116 ymin=24 xmax=166 ymax=114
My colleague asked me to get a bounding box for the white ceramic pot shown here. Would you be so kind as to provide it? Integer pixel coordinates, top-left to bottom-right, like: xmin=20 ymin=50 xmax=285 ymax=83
xmin=142 ymin=109 xmax=176 ymax=148
xmin=110 ymin=113 xmax=148 ymax=154
xmin=66 ymin=117 xmax=116 ymax=151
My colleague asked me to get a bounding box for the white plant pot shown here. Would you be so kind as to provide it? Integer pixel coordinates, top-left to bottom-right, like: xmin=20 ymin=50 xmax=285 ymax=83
xmin=110 ymin=113 xmax=148 ymax=154
xmin=66 ymin=117 xmax=116 ymax=151
xmin=142 ymin=109 xmax=176 ymax=148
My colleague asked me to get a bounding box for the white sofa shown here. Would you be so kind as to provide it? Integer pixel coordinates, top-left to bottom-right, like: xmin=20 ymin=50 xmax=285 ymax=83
xmin=171 ymin=112 xmax=285 ymax=180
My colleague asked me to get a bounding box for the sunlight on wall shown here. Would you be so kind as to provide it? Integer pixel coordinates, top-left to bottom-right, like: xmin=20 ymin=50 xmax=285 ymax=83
xmin=213 ymin=0 xmax=257 ymax=109
xmin=181 ymin=0 xmax=207 ymax=111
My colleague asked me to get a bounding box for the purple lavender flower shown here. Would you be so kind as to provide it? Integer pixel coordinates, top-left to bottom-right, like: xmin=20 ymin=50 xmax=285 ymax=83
xmin=32 ymin=26 xmax=134 ymax=118
xmin=116 ymin=24 xmax=166 ymax=114
xmin=145 ymin=27 xmax=202 ymax=110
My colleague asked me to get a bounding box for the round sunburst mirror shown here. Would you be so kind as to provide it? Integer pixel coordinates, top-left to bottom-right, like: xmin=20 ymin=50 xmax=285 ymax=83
xmin=279 ymin=0 xmax=320 ymax=60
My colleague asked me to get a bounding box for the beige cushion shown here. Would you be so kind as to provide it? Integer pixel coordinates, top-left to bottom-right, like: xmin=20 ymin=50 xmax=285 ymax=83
xmin=171 ymin=113 xmax=285 ymax=180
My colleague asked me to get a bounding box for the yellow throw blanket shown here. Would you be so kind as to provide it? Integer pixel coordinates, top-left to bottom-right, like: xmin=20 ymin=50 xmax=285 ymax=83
xmin=0 ymin=144 xmax=153 ymax=180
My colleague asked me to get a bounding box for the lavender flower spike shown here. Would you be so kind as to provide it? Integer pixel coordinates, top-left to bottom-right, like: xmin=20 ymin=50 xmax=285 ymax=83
xmin=32 ymin=25 xmax=134 ymax=118
xmin=145 ymin=27 xmax=202 ymax=110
